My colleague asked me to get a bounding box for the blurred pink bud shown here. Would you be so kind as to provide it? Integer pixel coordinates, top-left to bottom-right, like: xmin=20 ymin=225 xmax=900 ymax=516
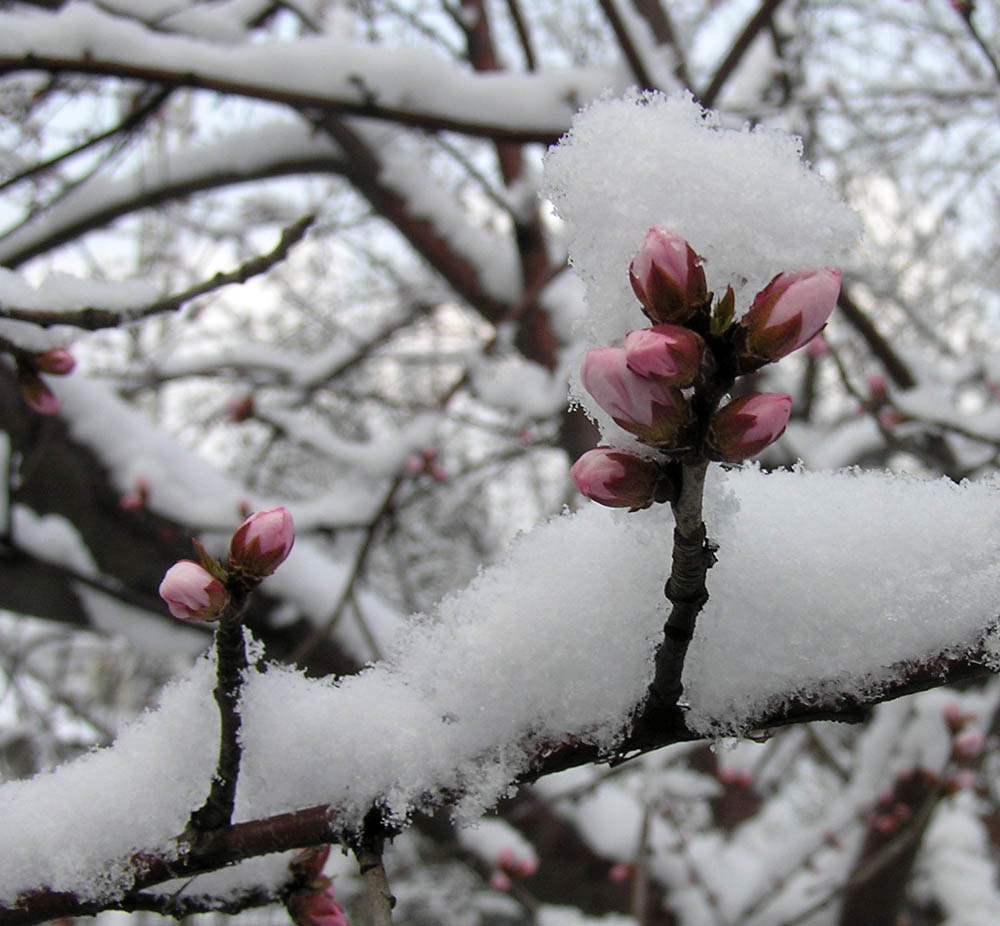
xmin=490 ymin=871 xmax=512 ymax=892
xmin=946 ymin=769 xmax=978 ymax=793
xmin=953 ymin=729 xmax=985 ymax=761
xmin=228 ymin=393 xmax=255 ymax=422
xmin=740 ymin=269 xmax=842 ymax=362
xmin=878 ymin=407 xmax=905 ymax=430
xmin=629 ymin=227 xmax=708 ymax=325
xmin=868 ymin=374 xmax=887 ymax=401
xmin=518 ymin=857 xmax=539 ymax=878
xmin=158 ymin=560 xmax=228 ymax=621
xmin=421 ymin=446 xmax=438 ymax=462
xmin=289 ymin=886 xmax=349 ymax=926
xmin=943 ymin=702 xmax=969 ymax=732
xmin=624 ymin=324 xmax=705 ymax=386
xmin=497 ymin=848 xmax=518 ymax=871
xmin=18 ymin=371 xmax=60 ymax=415
xmin=706 ymin=393 xmax=792 ymax=462
xmin=718 ymin=768 xmax=753 ymax=788
xmin=571 ymin=448 xmax=662 ymax=510
xmin=581 ymin=347 xmax=690 ymax=446
xmin=429 ymin=464 xmax=448 ymax=482
xmin=404 ymin=454 xmax=425 ymax=475
xmin=229 ymin=506 xmax=295 ymax=578
xmin=608 ymin=863 xmax=632 ymax=883
xmin=806 ymin=335 xmax=829 ymax=359
xmin=33 ymin=348 xmax=76 ymax=376
xmin=119 ymin=476 xmax=150 ymax=511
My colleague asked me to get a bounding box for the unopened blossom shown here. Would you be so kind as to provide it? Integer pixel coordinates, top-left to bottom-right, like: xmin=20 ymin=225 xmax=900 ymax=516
xmin=706 ymin=393 xmax=792 ymax=462
xmin=288 ymin=886 xmax=349 ymax=926
xmin=629 ymin=226 xmax=708 ymax=325
xmin=571 ymin=447 xmax=664 ymax=509
xmin=33 ymin=348 xmax=76 ymax=376
xmin=158 ymin=560 xmax=228 ymax=622
xmin=581 ymin=346 xmax=690 ymax=446
xmin=624 ymin=324 xmax=705 ymax=386
xmin=229 ymin=506 xmax=295 ymax=578
xmin=739 ymin=269 xmax=842 ymax=362
xmin=18 ymin=370 xmax=60 ymax=415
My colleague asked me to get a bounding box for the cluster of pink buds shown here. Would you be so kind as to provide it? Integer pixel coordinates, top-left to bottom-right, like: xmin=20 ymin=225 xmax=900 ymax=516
xmin=572 ymin=226 xmax=841 ymax=509
xmin=158 ymin=506 xmax=295 ymax=621
xmin=17 ymin=348 xmax=76 ymax=416
xmin=490 ymin=847 xmax=538 ymax=891
xmin=404 ymin=446 xmax=446 ymax=482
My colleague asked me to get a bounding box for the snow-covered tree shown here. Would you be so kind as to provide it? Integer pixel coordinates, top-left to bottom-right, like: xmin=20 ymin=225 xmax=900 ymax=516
xmin=3 ymin=1 xmax=1000 ymax=924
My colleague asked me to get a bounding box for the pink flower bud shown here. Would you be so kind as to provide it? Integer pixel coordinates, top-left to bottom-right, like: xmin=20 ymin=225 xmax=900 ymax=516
xmin=490 ymin=871 xmax=512 ymax=892
xmin=18 ymin=370 xmax=60 ymax=415
xmin=706 ymin=393 xmax=792 ymax=462
xmin=158 ymin=560 xmax=228 ymax=621
xmin=229 ymin=506 xmax=295 ymax=578
xmin=953 ymin=729 xmax=985 ymax=761
xmin=228 ymin=393 xmax=255 ymax=422
xmin=581 ymin=347 xmax=690 ymax=446
xmin=629 ymin=227 xmax=708 ymax=325
xmin=571 ymin=447 xmax=663 ymax=509
xmin=739 ymin=269 xmax=842 ymax=362
xmin=624 ymin=325 xmax=705 ymax=386
xmin=33 ymin=348 xmax=76 ymax=376
xmin=806 ymin=335 xmax=829 ymax=359
xmin=404 ymin=454 xmax=425 ymax=475
xmin=288 ymin=886 xmax=349 ymax=926
xmin=608 ymin=863 xmax=632 ymax=883
xmin=867 ymin=374 xmax=887 ymax=401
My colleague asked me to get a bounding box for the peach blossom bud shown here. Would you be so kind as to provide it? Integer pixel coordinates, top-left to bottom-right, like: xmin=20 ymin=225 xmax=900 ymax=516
xmin=18 ymin=370 xmax=60 ymax=415
xmin=119 ymin=476 xmax=150 ymax=511
xmin=490 ymin=871 xmax=512 ymax=892
xmin=739 ymin=269 xmax=842 ymax=362
xmin=33 ymin=348 xmax=76 ymax=376
xmin=518 ymin=857 xmax=539 ymax=878
xmin=229 ymin=506 xmax=295 ymax=578
xmin=629 ymin=227 xmax=708 ymax=325
xmin=228 ymin=393 xmax=255 ymax=422
xmin=943 ymin=702 xmax=968 ymax=732
xmin=608 ymin=863 xmax=632 ymax=883
xmin=404 ymin=454 xmax=425 ymax=475
xmin=868 ymin=374 xmax=887 ymax=401
xmin=497 ymin=848 xmax=518 ymax=872
xmin=581 ymin=347 xmax=690 ymax=446
xmin=158 ymin=560 xmax=228 ymax=621
xmin=706 ymin=393 xmax=792 ymax=462
xmin=571 ymin=448 xmax=662 ymax=510
xmin=624 ymin=324 xmax=705 ymax=386
xmin=430 ymin=464 xmax=448 ymax=482
xmin=288 ymin=886 xmax=348 ymax=926
xmin=953 ymin=729 xmax=985 ymax=761
xmin=878 ymin=407 xmax=904 ymax=430
xmin=806 ymin=335 xmax=829 ymax=359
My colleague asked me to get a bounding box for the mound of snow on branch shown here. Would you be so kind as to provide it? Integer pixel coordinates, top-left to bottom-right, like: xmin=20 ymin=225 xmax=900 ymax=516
xmin=4 ymin=468 xmax=1000 ymax=904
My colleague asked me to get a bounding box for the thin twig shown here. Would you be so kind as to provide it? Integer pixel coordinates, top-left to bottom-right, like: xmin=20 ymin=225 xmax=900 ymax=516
xmin=0 ymin=214 xmax=316 ymax=330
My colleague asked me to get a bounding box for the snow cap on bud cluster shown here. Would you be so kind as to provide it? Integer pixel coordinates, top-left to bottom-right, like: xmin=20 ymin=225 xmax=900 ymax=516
xmin=624 ymin=324 xmax=705 ymax=386
xmin=158 ymin=560 xmax=229 ymax=622
xmin=706 ymin=393 xmax=792 ymax=462
xmin=581 ymin=347 xmax=689 ymax=447
xmin=229 ymin=506 xmax=295 ymax=578
xmin=739 ymin=269 xmax=841 ymax=362
xmin=33 ymin=348 xmax=76 ymax=376
xmin=629 ymin=227 xmax=708 ymax=325
xmin=571 ymin=448 xmax=664 ymax=509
